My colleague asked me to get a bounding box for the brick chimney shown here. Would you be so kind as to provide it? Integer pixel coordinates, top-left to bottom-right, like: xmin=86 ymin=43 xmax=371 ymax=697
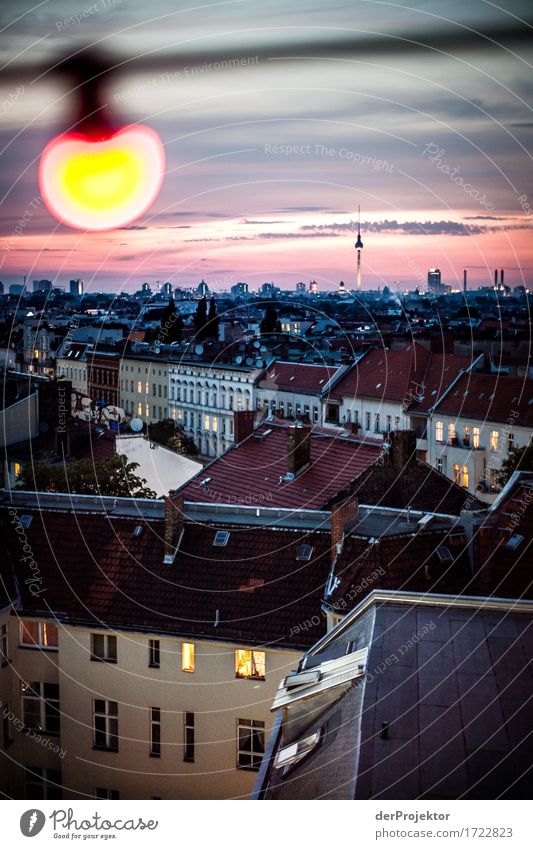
xmin=388 ymin=430 xmax=416 ymax=473
xmin=330 ymin=494 xmax=359 ymax=564
xmin=163 ymin=493 xmax=184 ymax=563
xmin=287 ymin=422 xmax=311 ymax=476
xmin=233 ymin=410 xmax=255 ymax=444
xmin=344 ymin=421 xmax=361 ymax=435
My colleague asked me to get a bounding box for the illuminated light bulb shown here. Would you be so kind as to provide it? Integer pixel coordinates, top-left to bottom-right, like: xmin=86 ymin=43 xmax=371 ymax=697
xmin=38 ymin=124 xmax=165 ymax=231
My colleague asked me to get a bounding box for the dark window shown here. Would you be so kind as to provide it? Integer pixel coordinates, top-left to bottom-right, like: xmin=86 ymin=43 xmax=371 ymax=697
xmin=237 ymin=719 xmax=264 ymax=770
xmin=91 ymin=634 xmax=117 ymax=662
xmin=25 ymin=767 xmax=62 ymax=800
xmin=149 ymin=639 xmax=160 ymax=668
xmin=95 ymin=788 xmax=120 ymax=799
xmin=184 ymin=712 xmax=195 ymax=762
xmin=21 ymin=682 xmax=60 ymax=735
xmin=150 ymin=707 xmax=161 ymax=757
xmin=93 ymin=700 xmax=119 ymax=751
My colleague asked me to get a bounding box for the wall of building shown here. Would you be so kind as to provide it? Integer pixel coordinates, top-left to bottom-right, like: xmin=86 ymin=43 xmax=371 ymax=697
xmin=119 ymin=357 xmax=168 ymax=423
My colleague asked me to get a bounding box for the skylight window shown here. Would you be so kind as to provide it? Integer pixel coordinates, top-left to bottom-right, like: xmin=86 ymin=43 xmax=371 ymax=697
xmin=436 ymin=546 xmax=453 ymax=564
xmin=296 ymin=544 xmax=313 ymax=561
xmin=506 ymin=534 xmax=524 ymax=550
xmin=134 ymin=525 xmax=144 ymax=537
xmin=213 ymin=531 xmax=230 ymax=546
xmin=19 ymin=515 xmax=33 ymax=528
xmin=274 ymin=731 xmax=321 ymax=770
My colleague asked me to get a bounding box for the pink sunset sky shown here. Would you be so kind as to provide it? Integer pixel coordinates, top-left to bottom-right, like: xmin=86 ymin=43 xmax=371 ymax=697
xmin=1 ymin=0 xmax=532 ymax=292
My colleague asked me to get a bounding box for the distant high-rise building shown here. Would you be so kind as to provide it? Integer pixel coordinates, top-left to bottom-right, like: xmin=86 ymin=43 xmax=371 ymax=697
xmin=231 ymin=282 xmax=249 ymax=296
xmin=141 ymin=282 xmax=152 ymax=294
xmin=33 ymin=279 xmax=52 ymax=292
xmin=261 ymin=282 xmax=278 ymax=297
xmin=296 ymin=282 xmax=306 ymax=293
xmin=427 ymin=268 xmax=441 ymax=292
xmin=309 ymin=280 xmax=318 ymax=294
xmin=339 ymin=280 xmax=348 ymax=295
xmin=9 ymin=284 xmax=25 ymax=296
xmin=355 ymin=205 xmax=364 ymax=291
xmin=0 ymin=281 xmax=4 ymax=295
xmin=69 ymin=279 xmax=84 ymax=296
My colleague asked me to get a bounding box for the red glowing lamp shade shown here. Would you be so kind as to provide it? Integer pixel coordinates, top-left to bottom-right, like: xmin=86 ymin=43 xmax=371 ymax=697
xmin=38 ymin=124 xmax=165 ymax=231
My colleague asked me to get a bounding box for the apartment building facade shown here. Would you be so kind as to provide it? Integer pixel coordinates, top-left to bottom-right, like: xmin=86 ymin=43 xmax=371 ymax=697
xmin=168 ymin=360 xmax=260 ymax=457
xmin=119 ymin=354 xmax=169 ymax=423
xmin=255 ymin=361 xmax=343 ymax=426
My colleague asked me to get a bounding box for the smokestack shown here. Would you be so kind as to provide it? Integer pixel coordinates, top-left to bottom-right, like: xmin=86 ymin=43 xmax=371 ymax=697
xmin=164 ymin=493 xmax=184 ymax=564
xmin=500 ymin=269 xmax=504 ymax=286
xmin=494 ymin=269 xmax=498 ymax=286
xmin=287 ymin=422 xmax=311 ymax=476
xmin=463 ymin=269 xmax=467 ymax=292
xmin=330 ymin=494 xmax=359 ymax=564
xmin=233 ymin=410 xmax=255 ymax=444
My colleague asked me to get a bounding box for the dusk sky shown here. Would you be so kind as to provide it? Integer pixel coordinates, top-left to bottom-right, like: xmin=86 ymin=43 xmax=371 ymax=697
xmin=1 ymin=0 xmax=532 ymax=292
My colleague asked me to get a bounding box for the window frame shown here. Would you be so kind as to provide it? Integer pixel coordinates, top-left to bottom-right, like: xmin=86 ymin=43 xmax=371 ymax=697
xmin=236 ymin=718 xmax=265 ymax=771
xmin=182 ymin=642 xmax=195 ymax=673
xmin=149 ymin=639 xmax=160 ymax=668
xmin=235 ymin=649 xmax=266 ymax=680
xmin=150 ymin=707 xmax=161 ymax=757
xmin=1 ymin=623 xmax=8 ymax=666
xmin=183 ymin=712 xmax=195 ymax=763
xmin=21 ymin=682 xmax=60 ymax=736
xmin=24 ymin=767 xmax=62 ymax=800
xmin=90 ymin=633 xmax=117 ymax=663
xmin=93 ymin=699 xmax=119 ymax=752
xmin=20 ymin=621 xmax=58 ymax=651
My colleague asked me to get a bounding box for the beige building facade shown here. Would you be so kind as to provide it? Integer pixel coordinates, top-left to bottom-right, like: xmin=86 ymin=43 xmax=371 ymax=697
xmin=119 ymin=355 xmax=169 ymax=423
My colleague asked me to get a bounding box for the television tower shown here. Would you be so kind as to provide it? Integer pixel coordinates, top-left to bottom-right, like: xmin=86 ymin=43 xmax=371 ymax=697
xmin=355 ymin=205 xmax=363 ymax=291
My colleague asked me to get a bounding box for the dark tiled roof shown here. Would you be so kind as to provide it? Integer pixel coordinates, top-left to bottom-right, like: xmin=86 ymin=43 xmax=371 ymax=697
xmin=258 ymin=361 xmax=338 ymax=394
xmin=435 ymin=373 xmax=533 ymax=426
xmin=0 ymin=507 xmax=332 ymax=650
xmin=179 ymin=421 xmax=382 ymax=510
xmin=330 ymin=342 xmax=431 ymax=402
xmin=408 ymin=353 xmax=475 ymax=414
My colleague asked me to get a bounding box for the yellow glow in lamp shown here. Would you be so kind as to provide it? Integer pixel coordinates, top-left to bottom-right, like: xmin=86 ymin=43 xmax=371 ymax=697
xmin=39 ymin=124 xmax=165 ymax=231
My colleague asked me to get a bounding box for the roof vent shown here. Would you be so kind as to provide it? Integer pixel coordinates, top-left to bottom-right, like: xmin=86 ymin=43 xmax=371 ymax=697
xmin=200 ymin=477 xmax=212 ymax=487
xmin=213 ymin=530 xmax=230 ymax=546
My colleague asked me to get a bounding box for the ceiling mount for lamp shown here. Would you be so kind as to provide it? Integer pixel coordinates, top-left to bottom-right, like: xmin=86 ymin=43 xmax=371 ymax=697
xmin=38 ymin=49 xmax=165 ymax=232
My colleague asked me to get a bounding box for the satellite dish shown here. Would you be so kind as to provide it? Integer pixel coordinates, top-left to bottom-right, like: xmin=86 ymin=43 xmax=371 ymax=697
xmin=130 ymin=418 xmax=143 ymax=433
xmin=253 ymin=340 xmax=260 ymax=349
xmin=256 ymin=358 xmax=264 ymax=368
xmin=235 ymin=355 xmax=243 ymax=364
xmin=260 ymin=345 xmax=267 ymax=353
xmin=195 ymin=344 xmax=204 ymax=355
xmin=245 ymin=357 xmax=253 ymax=365
xmin=154 ymin=347 xmax=160 ymax=354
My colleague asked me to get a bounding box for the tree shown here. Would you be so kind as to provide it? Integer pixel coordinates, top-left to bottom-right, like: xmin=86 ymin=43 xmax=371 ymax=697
xmin=148 ymin=419 xmax=198 ymax=457
xmin=194 ymin=295 xmax=208 ymax=340
xmin=260 ymin=304 xmax=279 ymax=334
xmin=16 ymin=455 xmax=157 ymax=498
xmin=206 ymin=297 xmax=220 ymax=340
xmin=159 ymin=298 xmax=183 ymax=344
xmin=498 ymin=443 xmax=533 ymax=486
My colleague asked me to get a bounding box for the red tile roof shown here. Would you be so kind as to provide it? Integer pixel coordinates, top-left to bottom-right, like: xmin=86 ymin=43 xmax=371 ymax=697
xmin=434 ymin=373 xmax=533 ymax=426
xmin=179 ymin=421 xmax=383 ymax=509
xmin=408 ymin=353 xmax=476 ymax=414
xmin=330 ymin=343 xmax=431 ymax=402
xmin=258 ymin=361 xmax=339 ymax=394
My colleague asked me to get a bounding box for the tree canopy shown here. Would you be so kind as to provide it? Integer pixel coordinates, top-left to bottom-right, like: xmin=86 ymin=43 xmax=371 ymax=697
xmin=16 ymin=455 xmax=157 ymax=498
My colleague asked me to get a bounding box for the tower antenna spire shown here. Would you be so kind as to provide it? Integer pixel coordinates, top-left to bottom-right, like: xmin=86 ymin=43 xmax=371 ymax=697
xmin=355 ymin=204 xmax=363 ymax=290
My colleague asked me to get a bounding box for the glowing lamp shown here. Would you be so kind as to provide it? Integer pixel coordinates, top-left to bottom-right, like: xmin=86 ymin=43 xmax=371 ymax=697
xmin=38 ymin=124 xmax=165 ymax=231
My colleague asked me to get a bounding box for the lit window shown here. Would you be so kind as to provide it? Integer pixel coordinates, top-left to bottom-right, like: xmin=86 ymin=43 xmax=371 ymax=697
xmin=137 ymin=402 xmax=142 ymax=416
xmin=150 ymin=707 xmax=161 ymax=757
xmin=448 ymin=423 xmax=456 ymax=444
xmin=93 ymin=699 xmax=118 ymax=751
xmin=461 ymin=465 xmax=469 ymax=488
xmin=473 ymin=427 xmax=480 ymax=448
xmin=490 ymin=430 xmax=499 ymax=451
xmin=91 ymin=634 xmax=117 ymax=663
xmin=184 ymin=712 xmax=195 ymax=762
xmin=435 ymin=421 xmax=443 ymax=442
xmin=212 ymin=415 xmax=218 ymax=433
xmin=237 ymin=719 xmax=264 ymax=770
xmin=137 ymin=381 xmax=142 ymax=394
xmin=145 ymin=403 xmax=149 ymax=418
xmin=453 ymin=463 xmax=460 ymax=484
xmin=21 ymin=682 xmax=60 ymax=735
xmin=204 ymin=414 xmax=210 ymax=431
xmin=20 ymin=621 xmax=58 ymax=649
xmin=463 ymin=426 xmax=470 ymax=446
xmin=235 ymin=649 xmax=265 ymax=680
xmin=14 ymin=462 xmax=21 ymax=478
xmin=182 ymin=642 xmax=195 ymax=673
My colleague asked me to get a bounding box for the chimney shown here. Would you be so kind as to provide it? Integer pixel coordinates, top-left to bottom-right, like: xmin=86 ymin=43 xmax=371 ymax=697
xmin=388 ymin=430 xmax=417 ymax=472
xmin=463 ymin=269 xmax=467 ymax=291
xmin=494 ymin=269 xmax=498 ymax=286
xmin=500 ymin=268 xmax=504 ymax=286
xmin=345 ymin=421 xmax=361 ymax=435
xmin=233 ymin=410 xmax=255 ymax=444
xmin=163 ymin=493 xmax=184 ymax=563
xmin=287 ymin=422 xmax=311 ymax=476
xmin=330 ymin=494 xmax=359 ymax=564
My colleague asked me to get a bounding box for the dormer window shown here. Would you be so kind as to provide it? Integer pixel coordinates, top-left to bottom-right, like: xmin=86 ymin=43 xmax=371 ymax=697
xmin=213 ymin=531 xmax=230 ymax=546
